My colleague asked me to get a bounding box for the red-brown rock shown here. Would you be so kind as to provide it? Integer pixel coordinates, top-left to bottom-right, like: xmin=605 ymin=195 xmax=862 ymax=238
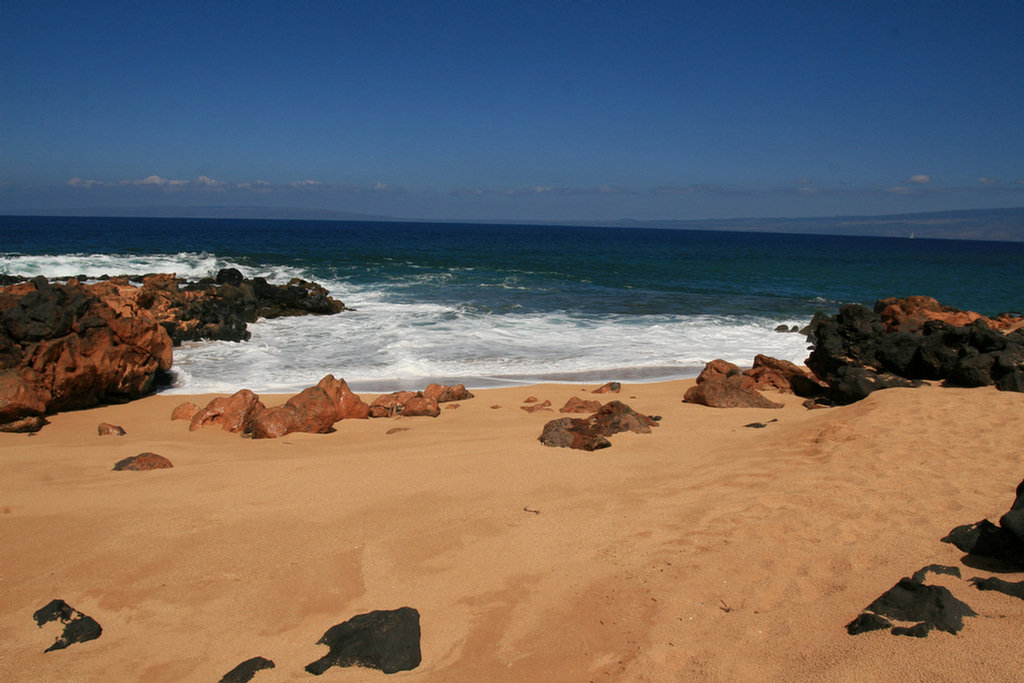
xmin=0 ymin=415 xmax=48 ymax=433
xmin=369 ymin=391 xmax=440 ymax=418
xmin=113 ymin=452 xmax=173 ymax=471
xmin=742 ymin=355 xmax=826 ymax=397
xmin=683 ymin=374 xmax=783 ymax=409
xmin=97 ymin=422 xmax=126 ymax=436
xmin=189 ymin=389 xmax=266 ymax=433
xmin=695 ymin=359 xmax=745 ymax=385
xmin=591 ymin=382 xmax=622 ymax=394
xmin=559 ymin=397 xmax=601 ymax=413
xmin=875 ymin=295 xmax=1022 ymax=333
xmin=248 ymin=375 xmax=369 ymax=438
xmin=170 ymin=402 xmax=199 ymax=421
xmin=0 ymin=369 xmax=47 ymax=425
xmin=520 ymin=400 xmax=552 ymax=413
xmin=423 ymin=383 xmax=474 ymax=403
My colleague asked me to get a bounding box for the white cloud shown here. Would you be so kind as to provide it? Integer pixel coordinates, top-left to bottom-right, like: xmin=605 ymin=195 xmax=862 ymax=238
xmin=66 ymin=177 xmax=105 ymax=188
xmin=906 ymin=174 xmax=931 ymax=184
xmin=978 ymin=177 xmax=999 ymax=184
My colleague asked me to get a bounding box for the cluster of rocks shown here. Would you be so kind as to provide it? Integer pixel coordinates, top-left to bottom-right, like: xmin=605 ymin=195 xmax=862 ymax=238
xmin=847 ymin=478 xmax=1024 ymax=638
xmin=175 ymin=375 xmax=473 ymax=439
xmin=806 ymin=296 xmax=1024 ymax=404
xmin=683 ymin=355 xmax=825 ymax=409
xmin=538 ymin=400 xmax=659 ymax=451
xmin=0 ymin=271 xmax=348 ymax=432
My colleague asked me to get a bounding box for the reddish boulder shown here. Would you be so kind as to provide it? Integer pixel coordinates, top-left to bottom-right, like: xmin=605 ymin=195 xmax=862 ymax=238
xmin=683 ymin=374 xmax=783 ymax=409
xmin=423 ymin=383 xmax=474 ymax=403
xmin=368 ymin=391 xmax=440 ymax=418
xmin=539 ymin=400 xmax=658 ymax=451
xmin=113 ymin=452 xmax=173 ymax=471
xmin=743 ymin=354 xmax=826 ymax=397
xmin=170 ymin=402 xmax=199 ymax=421
xmin=189 ymin=389 xmax=266 ymax=433
xmin=592 ymin=382 xmax=621 ymax=394
xmin=248 ymin=375 xmax=369 ymax=439
xmin=560 ymin=396 xmax=602 ymax=413
xmin=695 ymin=359 xmax=745 ymax=385
xmin=876 ymin=296 xmax=984 ymax=333
xmin=97 ymin=422 xmax=126 ymax=436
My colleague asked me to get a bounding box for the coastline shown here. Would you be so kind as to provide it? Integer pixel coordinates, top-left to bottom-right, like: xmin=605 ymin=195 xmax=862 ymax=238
xmin=2 ymin=379 xmax=1023 ymax=682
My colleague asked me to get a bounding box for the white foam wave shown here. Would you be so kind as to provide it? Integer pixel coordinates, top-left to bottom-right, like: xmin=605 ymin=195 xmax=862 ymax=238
xmin=165 ymin=304 xmax=812 ymax=395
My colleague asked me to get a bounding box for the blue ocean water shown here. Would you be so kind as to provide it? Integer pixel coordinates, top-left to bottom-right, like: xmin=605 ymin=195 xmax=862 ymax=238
xmin=2 ymin=215 xmax=1022 ymax=393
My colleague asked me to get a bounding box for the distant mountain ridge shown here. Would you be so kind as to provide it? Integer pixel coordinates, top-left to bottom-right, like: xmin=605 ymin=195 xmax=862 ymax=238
xmin=613 ymin=207 xmax=1024 ymax=242
xmin=5 ymin=205 xmax=1023 ymax=241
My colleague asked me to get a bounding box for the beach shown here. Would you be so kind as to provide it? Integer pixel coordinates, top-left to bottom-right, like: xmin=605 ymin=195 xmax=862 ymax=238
xmin=3 ymin=379 xmax=1022 ymax=682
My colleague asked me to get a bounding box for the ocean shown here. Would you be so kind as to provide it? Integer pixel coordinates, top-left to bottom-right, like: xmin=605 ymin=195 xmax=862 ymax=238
xmin=2 ymin=215 xmax=1022 ymax=395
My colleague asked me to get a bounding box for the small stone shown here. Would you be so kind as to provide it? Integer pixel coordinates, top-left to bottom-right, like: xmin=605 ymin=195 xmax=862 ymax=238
xmin=97 ymin=422 xmax=126 ymax=436
xmin=113 ymin=452 xmax=173 ymax=471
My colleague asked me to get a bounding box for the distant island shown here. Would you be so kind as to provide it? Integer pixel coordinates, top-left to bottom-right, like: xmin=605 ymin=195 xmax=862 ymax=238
xmin=6 ymin=205 xmax=1024 ymax=242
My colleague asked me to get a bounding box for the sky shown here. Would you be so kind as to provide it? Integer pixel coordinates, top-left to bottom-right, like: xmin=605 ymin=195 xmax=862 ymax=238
xmin=2 ymin=0 xmax=1023 ymax=222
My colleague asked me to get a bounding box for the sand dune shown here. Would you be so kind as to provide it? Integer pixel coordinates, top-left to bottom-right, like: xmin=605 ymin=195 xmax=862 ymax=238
xmin=2 ymin=380 xmax=1022 ymax=682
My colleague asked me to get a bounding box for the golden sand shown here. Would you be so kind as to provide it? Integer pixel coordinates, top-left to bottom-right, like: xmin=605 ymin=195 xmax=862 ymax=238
xmin=2 ymin=380 xmax=1022 ymax=682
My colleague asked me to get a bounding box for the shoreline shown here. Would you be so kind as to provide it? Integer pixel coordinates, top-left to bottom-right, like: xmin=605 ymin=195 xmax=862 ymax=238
xmin=3 ymin=378 xmax=1023 ymax=681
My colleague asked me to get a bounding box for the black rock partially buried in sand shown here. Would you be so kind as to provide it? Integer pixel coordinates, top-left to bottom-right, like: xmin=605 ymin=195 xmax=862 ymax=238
xmin=845 ymin=565 xmax=977 ymax=637
xmin=942 ymin=478 xmax=1024 ymax=571
xmin=218 ymin=656 xmax=276 ymax=683
xmin=305 ymin=607 xmax=422 ymax=675
xmin=32 ymin=599 xmax=102 ymax=652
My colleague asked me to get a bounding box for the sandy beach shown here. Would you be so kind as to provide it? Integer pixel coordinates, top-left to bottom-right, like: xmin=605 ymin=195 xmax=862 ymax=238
xmin=2 ymin=379 xmax=1022 ymax=682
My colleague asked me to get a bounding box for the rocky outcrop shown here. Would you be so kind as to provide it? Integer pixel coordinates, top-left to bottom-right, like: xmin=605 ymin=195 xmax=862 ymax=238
xmin=97 ymin=422 xmax=126 ymax=436
xmin=170 ymin=401 xmax=199 ymax=421
xmin=539 ymin=400 xmax=658 ymax=451
xmin=305 ymin=607 xmax=421 ymax=676
xmin=744 ymin=354 xmax=826 ymax=397
xmin=806 ymin=298 xmax=1024 ymax=404
xmin=248 ymin=375 xmax=369 ymax=439
xmin=876 ymin=295 xmax=1024 ymax=334
xmin=0 ymin=277 xmax=174 ymax=430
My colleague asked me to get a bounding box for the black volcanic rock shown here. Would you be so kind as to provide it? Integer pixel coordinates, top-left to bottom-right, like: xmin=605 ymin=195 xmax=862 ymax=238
xmin=33 ymin=599 xmax=102 ymax=652
xmin=305 ymin=607 xmax=422 ymax=675
xmin=942 ymin=478 xmax=1024 ymax=571
xmin=219 ymin=656 xmax=276 ymax=683
xmin=846 ymin=568 xmax=976 ymax=637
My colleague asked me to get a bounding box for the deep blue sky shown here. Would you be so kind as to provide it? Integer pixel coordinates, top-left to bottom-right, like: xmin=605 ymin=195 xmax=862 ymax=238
xmin=2 ymin=1 xmax=1023 ymax=221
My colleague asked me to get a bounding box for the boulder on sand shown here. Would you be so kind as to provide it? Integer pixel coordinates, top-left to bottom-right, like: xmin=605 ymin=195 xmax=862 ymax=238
xmin=248 ymin=375 xmax=369 ymax=439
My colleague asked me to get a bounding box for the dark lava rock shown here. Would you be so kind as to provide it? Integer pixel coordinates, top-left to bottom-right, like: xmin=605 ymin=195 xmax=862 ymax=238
xmin=305 ymin=607 xmax=421 ymax=675
xmin=219 ymin=656 xmax=276 ymax=683
xmin=846 ymin=568 xmax=976 ymax=637
xmin=942 ymin=478 xmax=1024 ymax=571
xmin=969 ymin=576 xmax=1024 ymax=601
xmin=32 ymin=599 xmax=102 ymax=652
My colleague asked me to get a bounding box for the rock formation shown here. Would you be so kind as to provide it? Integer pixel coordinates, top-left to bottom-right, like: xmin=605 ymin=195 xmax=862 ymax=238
xmin=368 ymin=391 xmax=440 ymax=418
xmin=248 ymin=375 xmax=369 ymax=439
xmin=806 ymin=297 xmax=1024 ymax=404
xmin=943 ymin=478 xmax=1024 ymax=571
xmin=0 ymin=270 xmax=349 ymax=430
